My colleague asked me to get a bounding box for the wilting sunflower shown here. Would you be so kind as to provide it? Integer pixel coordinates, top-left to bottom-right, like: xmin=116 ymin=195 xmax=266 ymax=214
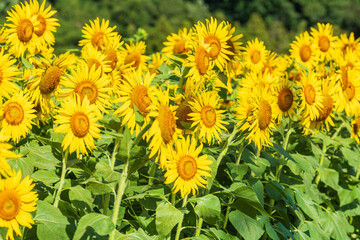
xmin=28 ymin=0 xmax=60 ymax=48
xmin=113 ymin=71 xmax=155 ymax=134
xmin=164 ymin=136 xmax=212 ymax=198
xmin=59 ymin=62 xmax=111 ymax=115
xmin=54 ymin=96 xmax=102 ymax=157
xmin=188 ymin=90 xmax=228 ymax=145
xmin=118 ymin=41 xmax=150 ymax=73
xmin=290 ymin=31 xmax=317 ymax=71
xmin=195 ymin=17 xmax=232 ymax=71
xmin=162 ymin=27 xmax=192 ymax=64
xmin=310 ymin=23 xmax=338 ymax=62
xmin=0 ymin=92 xmax=36 ymax=143
xmin=5 ymin=2 xmax=39 ymax=57
xmin=81 ymin=45 xmax=112 ymax=75
xmin=79 ymin=17 xmax=117 ymax=50
xmin=146 ymin=88 xmax=181 ymax=170
xmin=243 ymin=38 xmax=268 ymax=73
xmin=298 ymin=70 xmax=323 ymax=120
xmin=0 ymin=170 xmax=38 ymax=240
xmin=351 ymin=117 xmax=360 ymax=143
xmin=0 ymin=51 xmax=19 ymax=99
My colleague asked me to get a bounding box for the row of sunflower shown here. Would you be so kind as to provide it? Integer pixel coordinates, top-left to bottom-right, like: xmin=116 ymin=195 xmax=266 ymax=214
xmin=0 ymin=0 xmax=360 ymax=239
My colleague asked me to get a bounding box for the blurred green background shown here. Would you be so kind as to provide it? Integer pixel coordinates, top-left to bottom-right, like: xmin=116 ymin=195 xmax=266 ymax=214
xmin=1 ymin=0 xmax=360 ymax=54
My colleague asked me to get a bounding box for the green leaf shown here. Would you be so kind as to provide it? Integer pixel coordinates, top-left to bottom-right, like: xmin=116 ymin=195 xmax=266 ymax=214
xmin=117 ymin=126 xmax=132 ymax=163
xmin=341 ymin=147 xmax=360 ymax=169
xmin=226 ymin=163 xmax=248 ymax=182
xmin=271 ymin=143 xmax=295 ymax=162
xmin=265 ymin=221 xmax=280 ymax=240
xmin=318 ymin=168 xmax=340 ymax=190
xmin=69 ymin=185 xmax=93 ymax=210
xmin=28 ymin=145 xmax=60 ymax=170
xmin=31 ymin=170 xmax=60 ymax=187
xmin=317 ymin=210 xmax=353 ymax=240
xmin=206 ymin=155 xmax=217 ymax=190
xmin=34 ymin=201 xmax=69 ymax=240
xmin=229 ymin=210 xmax=264 ymax=240
xmin=155 ymin=201 xmax=183 ymax=237
xmin=95 ymin=162 xmax=121 ymax=182
xmin=73 ymin=213 xmax=114 ymax=240
xmin=8 ymin=156 xmax=35 ymax=177
xmin=21 ymin=56 xmax=34 ymax=69
xmin=194 ymin=194 xmax=221 ymax=225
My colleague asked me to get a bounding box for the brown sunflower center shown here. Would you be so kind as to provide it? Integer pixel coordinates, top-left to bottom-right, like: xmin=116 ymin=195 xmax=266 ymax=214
xmin=319 ymin=36 xmax=330 ymax=52
xmin=204 ymin=35 xmax=221 ymax=59
xmin=17 ymin=19 xmax=34 ymax=42
xmin=91 ymin=32 xmax=105 ymax=50
xmin=200 ymin=105 xmax=216 ymax=128
xmin=250 ymin=50 xmax=261 ymax=64
xmin=71 ymin=112 xmax=90 ymax=138
xmin=4 ymin=102 xmax=24 ymax=126
xmin=87 ymin=58 xmax=102 ymax=73
xmin=353 ymin=118 xmax=360 ymax=135
xmin=106 ymin=48 xmax=118 ymax=70
xmin=277 ymin=88 xmax=293 ymax=112
xmin=177 ymin=155 xmax=197 ymax=181
xmin=300 ymin=45 xmax=311 ymax=62
xmin=131 ymin=85 xmax=151 ymax=116
xmin=226 ymin=39 xmax=235 ymax=60
xmin=258 ymin=99 xmax=272 ymax=130
xmin=173 ymin=39 xmax=187 ymax=55
xmin=39 ymin=66 xmax=62 ymax=94
xmin=345 ymin=81 xmax=355 ymax=101
xmin=304 ymin=84 xmax=316 ymax=105
xmin=175 ymin=100 xmax=193 ymax=129
xmin=125 ymin=52 xmax=141 ymax=69
xmin=35 ymin=15 xmax=46 ymax=37
xmin=75 ymin=80 xmax=98 ymax=104
xmin=195 ymin=46 xmax=209 ymax=75
xmin=317 ymin=93 xmax=333 ymax=121
xmin=341 ymin=67 xmax=349 ymax=91
xmin=157 ymin=105 xmax=176 ymax=144
xmin=0 ymin=190 xmax=21 ymax=221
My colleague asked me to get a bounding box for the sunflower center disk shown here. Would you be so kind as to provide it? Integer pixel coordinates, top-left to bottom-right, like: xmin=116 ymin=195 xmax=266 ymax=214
xmin=345 ymin=82 xmax=355 ymax=101
xmin=353 ymin=118 xmax=360 ymax=135
xmin=201 ymin=105 xmax=216 ymax=128
xmin=17 ymin=19 xmax=34 ymax=42
xmin=158 ymin=105 xmax=176 ymax=144
xmin=317 ymin=94 xmax=333 ymax=121
xmin=177 ymin=155 xmax=197 ymax=181
xmin=278 ymin=88 xmax=293 ymax=112
xmin=71 ymin=112 xmax=90 ymax=138
xmin=226 ymin=39 xmax=235 ymax=60
xmin=319 ymin=36 xmax=330 ymax=52
xmin=75 ymin=81 xmax=98 ymax=104
xmin=195 ymin=46 xmax=209 ymax=75
xmin=91 ymin=32 xmax=105 ymax=50
xmin=39 ymin=66 xmax=62 ymax=94
xmin=131 ymin=85 xmax=151 ymax=116
xmin=250 ymin=50 xmax=261 ymax=64
xmin=173 ymin=40 xmax=186 ymax=55
xmin=304 ymin=84 xmax=316 ymax=105
xmin=300 ymin=45 xmax=311 ymax=62
xmin=4 ymin=102 xmax=24 ymax=126
xmin=341 ymin=67 xmax=349 ymax=91
xmin=258 ymin=99 xmax=272 ymax=130
xmin=125 ymin=52 xmax=141 ymax=69
xmin=35 ymin=15 xmax=46 ymax=37
xmin=0 ymin=190 xmax=21 ymax=221
xmin=204 ymin=35 xmax=221 ymax=59
xmin=106 ymin=49 xmax=118 ymax=70
xmin=175 ymin=100 xmax=193 ymax=129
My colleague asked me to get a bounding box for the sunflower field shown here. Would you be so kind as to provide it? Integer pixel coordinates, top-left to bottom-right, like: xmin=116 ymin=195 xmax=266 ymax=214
xmin=1 ymin=0 xmax=360 ymax=239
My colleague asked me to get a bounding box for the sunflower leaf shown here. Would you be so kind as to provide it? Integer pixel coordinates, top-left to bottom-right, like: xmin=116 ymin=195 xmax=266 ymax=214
xmin=156 ymin=201 xmax=183 ymax=237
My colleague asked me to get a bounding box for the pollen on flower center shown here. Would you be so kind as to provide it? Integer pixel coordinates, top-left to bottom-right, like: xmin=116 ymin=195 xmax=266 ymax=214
xmin=71 ymin=112 xmax=90 ymax=138
xmin=300 ymin=45 xmax=311 ymax=62
xmin=195 ymin=46 xmax=209 ymax=75
xmin=35 ymin=15 xmax=46 ymax=37
xmin=39 ymin=66 xmax=62 ymax=94
xmin=177 ymin=155 xmax=197 ymax=181
xmin=131 ymin=85 xmax=151 ymax=116
xmin=304 ymin=84 xmax=316 ymax=105
xmin=4 ymin=102 xmax=24 ymax=126
xmin=0 ymin=189 xmax=21 ymax=221
xmin=277 ymin=88 xmax=293 ymax=112
xmin=157 ymin=105 xmax=176 ymax=144
xmin=17 ymin=19 xmax=34 ymax=42
xmin=204 ymin=35 xmax=221 ymax=59
xmin=201 ymin=105 xmax=216 ymax=128
xmin=75 ymin=80 xmax=98 ymax=104
xmin=258 ymin=99 xmax=272 ymax=130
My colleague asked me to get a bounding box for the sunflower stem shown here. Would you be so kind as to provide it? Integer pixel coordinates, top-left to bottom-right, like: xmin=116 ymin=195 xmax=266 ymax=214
xmin=195 ymin=217 xmax=203 ymax=236
xmin=53 ymin=150 xmax=68 ymax=208
xmin=223 ymin=196 xmax=233 ymax=230
xmin=216 ymin=125 xmax=239 ymax=168
xmin=134 ymin=119 xmax=153 ymax=146
xmin=148 ymin=160 xmax=157 ymax=186
xmin=315 ymin=141 xmax=327 ymax=185
xmin=276 ymin=119 xmax=293 ymax=181
xmin=109 ymin=159 xmax=129 ymax=240
xmin=110 ymin=126 xmax=123 ymax=170
xmin=175 ymin=195 xmax=188 ymax=240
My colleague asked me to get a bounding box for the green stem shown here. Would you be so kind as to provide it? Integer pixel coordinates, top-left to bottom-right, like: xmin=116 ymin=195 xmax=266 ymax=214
xmin=171 ymin=192 xmax=176 ymax=206
xmin=110 ymin=127 xmax=123 ymax=170
xmin=216 ymin=125 xmax=239 ymax=167
xmin=283 ymin=119 xmax=293 ymax=151
xmin=315 ymin=141 xmax=327 ymax=184
xmin=53 ymin=150 xmax=68 ymax=208
xmin=195 ymin=217 xmax=203 ymax=237
xmin=223 ymin=197 xmax=233 ymax=229
xmin=175 ymin=195 xmax=188 ymax=240
xmin=109 ymin=160 xmax=129 ymax=240
xmin=103 ymin=193 xmax=110 ymax=216
xmin=331 ymin=122 xmax=346 ymax=140
xmin=134 ymin=119 xmax=153 ymax=146
xmin=148 ymin=160 xmax=157 ymax=186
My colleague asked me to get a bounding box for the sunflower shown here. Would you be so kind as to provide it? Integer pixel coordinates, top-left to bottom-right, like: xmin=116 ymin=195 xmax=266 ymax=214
xmin=261 ymin=51 xmax=287 ymax=77
xmin=289 ymin=31 xmax=317 ymax=71
xmin=81 ymin=45 xmax=112 ymax=76
xmin=28 ymin=0 xmax=60 ymax=48
xmin=79 ymin=17 xmax=117 ymax=50
xmin=224 ymin=21 xmax=243 ymax=62
xmin=103 ymin=33 xmax=123 ymax=70
xmin=0 ymin=170 xmax=38 ymax=240
xmin=54 ymin=96 xmax=102 ymax=157
xmin=118 ymin=41 xmax=150 ymax=73
xmin=195 ymin=17 xmax=232 ymax=71
xmin=243 ymin=38 xmax=268 ymax=73
xmin=4 ymin=2 xmax=39 ymax=58
xmin=164 ymin=136 xmax=212 ymax=198
xmin=148 ymin=52 xmax=165 ymax=75
xmin=298 ymin=70 xmax=323 ymax=120
xmin=146 ymin=88 xmax=181 ymax=170
xmin=0 ymin=138 xmax=21 ymax=178
xmin=0 ymin=27 xmax=7 ymax=45
xmin=337 ymin=68 xmax=360 ymax=116
xmin=59 ymin=62 xmax=111 ymax=115
xmin=113 ymin=71 xmax=155 ymax=134
xmin=336 ymin=32 xmax=360 ymax=56
xmin=188 ymin=90 xmax=228 ymax=145
xmin=310 ymin=23 xmax=338 ymax=62
xmin=351 ymin=117 xmax=360 ymax=143
xmin=236 ymin=85 xmax=277 ymax=150
xmin=162 ymin=27 xmax=192 ymax=64
xmin=0 ymin=51 xmax=19 ymax=99
xmin=0 ymin=92 xmax=36 ymax=143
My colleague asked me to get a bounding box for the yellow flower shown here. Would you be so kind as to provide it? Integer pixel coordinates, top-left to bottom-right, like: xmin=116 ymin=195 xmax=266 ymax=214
xmin=243 ymin=38 xmax=268 ymax=72
xmin=351 ymin=117 xmax=360 ymax=143
xmin=54 ymin=96 xmax=102 ymax=157
xmin=0 ymin=92 xmax=36 ymax=143
xmin=0 ymin=137 xmax=21 ymax=178
xmin=118 ymin=41 xmax=150 ymax=72
xmin=103 ymin=33 xmax=124 ymax=70
xmin=164 ymin=136 xmax=212 ymax=198
xmin=290 ymin=31 xmax=317 ymax=71
xmin=162 ymin=27 xmax=192 ymax=64
xmin=336 ymin=32 xmax=360 ymax=56
xmin=0 ymin=170 xmax=38 ymax=240
xmin=188 ymin=90 xmax=228 ymax=145
xmin=310 ymin=23 xmax=338 ymax=62
xmin=261 ymin=51 xmax=287 ymax=77
xmin=148 ymin=52 xmax=165 ymax=75
xmin=0 ymin=51 xmax=19 ymax=99
xmin=337 ymin=68 xmax=360 ymax=116
xmin=81 ymin=45 xmax=112 ymax=76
